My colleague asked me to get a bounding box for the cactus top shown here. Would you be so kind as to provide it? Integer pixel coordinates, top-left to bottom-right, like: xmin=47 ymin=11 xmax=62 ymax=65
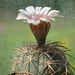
xmin=16 ymin=6 xmax=62 ymax=25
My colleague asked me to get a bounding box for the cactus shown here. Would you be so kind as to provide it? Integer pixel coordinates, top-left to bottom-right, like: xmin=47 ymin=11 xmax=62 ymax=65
xmin=10 ymin=42 xmax=74 ymax=75
xmin=10 ymin=6 xmax=75 ymax=75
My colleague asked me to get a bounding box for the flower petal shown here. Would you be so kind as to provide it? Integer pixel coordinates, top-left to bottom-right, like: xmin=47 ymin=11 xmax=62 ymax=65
xmin=35 ymin=7 xmax=42 ymax=14
xmin=40 ymin=17 xmax=50 ymax=22
xmin=48 ymin=10 xmax=60 ymax=18
xmin=50 ymin=18 xmax=55 ymax=21
xmin=27 ymin=19 xmax=34 ymax=24
xmin=33 ymin=20 xmax=40 ymax=25
xmin=19 ymin=9 xmax=31 ymax=18
xmin=16 ymin=13 xmax=29 ymax=20
xmin=40 ymin=7 xmax=51 ymax=14
xmin=25 ymin=6 xmax=35 ymax=16
xmin=27 ymin=19 xmax=40 ymax=25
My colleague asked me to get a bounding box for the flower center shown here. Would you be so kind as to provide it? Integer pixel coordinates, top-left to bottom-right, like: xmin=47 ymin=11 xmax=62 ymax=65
xmin=31 ymin=14 xmax=47 ymax=20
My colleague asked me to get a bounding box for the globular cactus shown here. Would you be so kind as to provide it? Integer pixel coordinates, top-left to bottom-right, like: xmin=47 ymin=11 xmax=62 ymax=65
xmin=10 ymin=6 xmax=75 ymax=75
xmin=10 ymin=42 xmax=74 ymax=75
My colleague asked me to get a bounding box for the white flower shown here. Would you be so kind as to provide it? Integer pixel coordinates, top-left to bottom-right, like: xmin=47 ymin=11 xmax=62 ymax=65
xmin=16 ymin=6 xmax=61 ymax=25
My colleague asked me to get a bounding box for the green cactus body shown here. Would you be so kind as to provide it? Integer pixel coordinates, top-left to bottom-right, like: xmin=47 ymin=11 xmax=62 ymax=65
xmin=10 ymin=42 xmax=74 ymax=75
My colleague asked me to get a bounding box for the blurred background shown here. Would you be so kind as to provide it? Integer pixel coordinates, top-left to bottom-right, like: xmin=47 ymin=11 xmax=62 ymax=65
xmin=0 ymin=0 xmax=75 ymax=75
